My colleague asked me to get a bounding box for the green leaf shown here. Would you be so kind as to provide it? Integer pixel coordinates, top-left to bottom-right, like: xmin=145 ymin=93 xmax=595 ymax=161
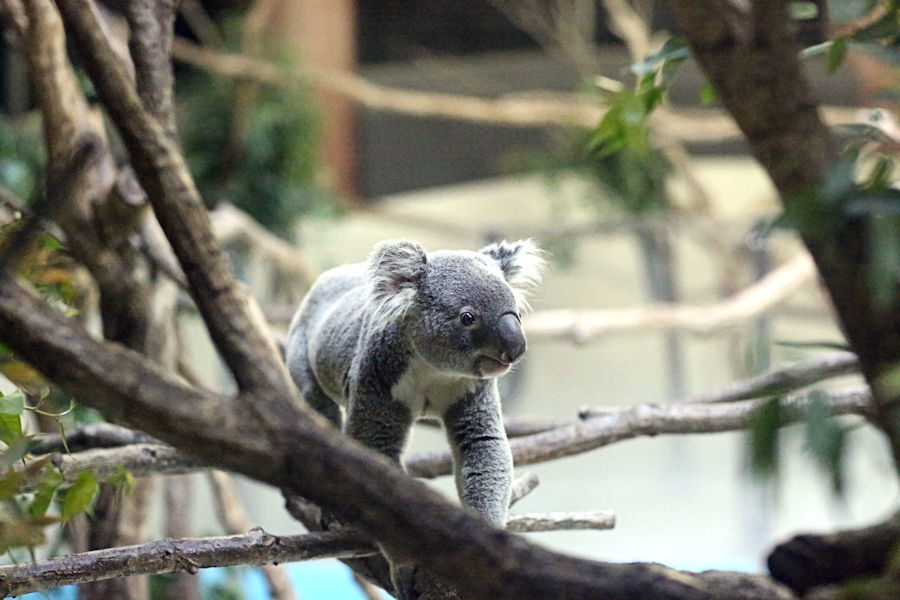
xmin=629 ymin=37 xmax=690 ymax=76
xmin=748 ymin=398 xmax=782 ymax=477
xmin=699 ymin=80 xmax=717 ymax=105
xmin=61 ymin=471 xmax=99 ymax=521
xmin=804 ymin=391 xmax=846 ymax=494
xmin=0 ymin=437 xmax=34 ymax=470
xmin=105 ymin=465 xmax=135 ymax=492
xmin=826 ymin=37 xmax=848 ymax=73
xmin=0 ymin=413 xmax=22 ymax=446
xmin=0 ymin=390 xmax=24 ymax=415
xmin=28 ymin=468 xmax=64 ymax=518
xmin=38 ymin=233 xmax=64 ymax=251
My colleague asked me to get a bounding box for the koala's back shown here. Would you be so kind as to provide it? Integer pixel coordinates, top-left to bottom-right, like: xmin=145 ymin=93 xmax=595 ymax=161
xmin=287 ymin=263 xmax=369 ymax=403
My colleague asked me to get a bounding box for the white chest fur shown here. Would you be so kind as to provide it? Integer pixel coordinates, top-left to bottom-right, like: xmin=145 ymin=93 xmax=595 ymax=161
xmin=391 ymin=355 xmax=478 ymax=418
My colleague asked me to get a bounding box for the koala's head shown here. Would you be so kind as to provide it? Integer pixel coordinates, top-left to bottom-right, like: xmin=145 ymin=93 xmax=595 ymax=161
xmin=367 ymin=239 xmax=544 ymax=378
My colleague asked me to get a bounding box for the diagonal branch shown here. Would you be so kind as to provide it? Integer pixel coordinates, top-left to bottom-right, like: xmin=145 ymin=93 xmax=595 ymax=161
xmin=525 ymin=253 xmax=818 ymax=342
xmin=54 ymin=0 xmax=288 ymax=395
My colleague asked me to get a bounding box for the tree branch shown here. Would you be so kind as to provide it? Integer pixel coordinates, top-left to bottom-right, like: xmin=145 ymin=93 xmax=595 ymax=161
xmin=667 ymin=0 xmax=900 ymax=465
xmin=524 ymin=253 xmax=817 ymax=342
xmin=406 ymin=388 xmax=875 ymax=478
xmin=169 ymin=37 xmax=863 ymax=143
xmin=55 ymin=0 xmax=289 ymax=395
xmin=684 ymin=352 xmax=859 ymax=405
xmin=0 ymin=506 xmax=620 ymax=598
xmin=0 ymin=529 xmax=374 ymax=597
xmin=30 ymin=422 xmax=159 ymax=454
xmin=26 ymin=364 xmax=869 ymax=486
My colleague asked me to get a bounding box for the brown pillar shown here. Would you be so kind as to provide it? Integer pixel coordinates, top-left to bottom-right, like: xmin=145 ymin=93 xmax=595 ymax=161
xmin=268 ymin=0 xmax=357 ymax=200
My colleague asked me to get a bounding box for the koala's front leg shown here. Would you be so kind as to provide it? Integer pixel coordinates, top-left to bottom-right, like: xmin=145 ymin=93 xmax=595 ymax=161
xmin=443 ymin=382 xmax=513 ymax=527
xmin=344 ymin=386 xmax=418 ymax=598
xmin=343 ymin=387 xmax=413 ymax=465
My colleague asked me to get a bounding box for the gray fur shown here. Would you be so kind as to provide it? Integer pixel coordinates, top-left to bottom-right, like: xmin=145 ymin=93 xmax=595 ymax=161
xmin=285 ymin=239 xmax=543 ymax=596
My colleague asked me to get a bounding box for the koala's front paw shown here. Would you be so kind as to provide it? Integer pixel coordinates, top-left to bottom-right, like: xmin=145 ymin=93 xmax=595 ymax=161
xmin=390 ymin=561 xmax=418 ymax=600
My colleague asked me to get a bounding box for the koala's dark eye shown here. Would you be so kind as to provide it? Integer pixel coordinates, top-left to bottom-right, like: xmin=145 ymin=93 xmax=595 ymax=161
xmin=459 ymin=311 xmax=476 ymax=327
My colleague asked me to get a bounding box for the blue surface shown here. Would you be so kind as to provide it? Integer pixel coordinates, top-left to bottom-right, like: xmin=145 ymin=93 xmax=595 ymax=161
xmin=21 ymin=560 xmax=386 ymax=600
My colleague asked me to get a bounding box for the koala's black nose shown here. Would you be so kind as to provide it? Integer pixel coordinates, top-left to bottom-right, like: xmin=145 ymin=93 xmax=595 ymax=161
xmin=497 ymin=313 xmax=526 ymax=364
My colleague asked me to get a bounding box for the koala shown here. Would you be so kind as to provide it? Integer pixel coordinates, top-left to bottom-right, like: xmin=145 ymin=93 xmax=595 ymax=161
xmin=285 ymin=239 xmax=543 ymax=531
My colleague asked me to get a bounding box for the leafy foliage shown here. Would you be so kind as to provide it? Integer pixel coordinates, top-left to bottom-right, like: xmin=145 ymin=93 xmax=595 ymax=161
xmin=180 ymin=64 xmax=333 ymax=237
xmin=583 ymin=39 xmax=689 ymax=215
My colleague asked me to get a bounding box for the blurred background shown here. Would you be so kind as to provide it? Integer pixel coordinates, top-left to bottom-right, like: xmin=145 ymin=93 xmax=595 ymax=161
xmin=1 ymin=1 xmax=898 ymax=599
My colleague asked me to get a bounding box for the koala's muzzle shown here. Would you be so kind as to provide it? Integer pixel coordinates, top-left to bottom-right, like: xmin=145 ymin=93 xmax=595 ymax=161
xmin=497 ymin=312 xmax=526 ymax=365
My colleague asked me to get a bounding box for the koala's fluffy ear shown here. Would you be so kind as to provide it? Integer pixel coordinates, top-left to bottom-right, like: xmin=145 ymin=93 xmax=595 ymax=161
xmin=480 ymin=239 xmax=545 ymax=312
xmin=368 ymin=239 xmax=427 ymax=330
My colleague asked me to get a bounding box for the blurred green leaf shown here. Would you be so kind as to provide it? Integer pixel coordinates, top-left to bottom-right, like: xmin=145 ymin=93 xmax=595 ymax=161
xmin=28 ymin=468 xmax=64 ymax=518
xmin=748 ymin=397 xmax=782 ymax=477
xmin=0 ymin=519 xmax=46 ymax=551
xmin=105 ymin=465 xmax=135 ymax=492
xmin=629 ymin=37 xmax=690 ymax=77
xmin=699 ymin=80 xmax=717 ymax=105
xmin=790 ymin=1 xmax=821 ymax=20
xmin=0 ymin=390 xmax=24 ymax=415
xmin=804 ymin=390 xmax=846 ymax=494
xmin=0 ymin=413 xmax=22 ymax=446
xmin=61 ymin=471 xmax=98 ymax=521
xmin=826 ymin=37 xmax=848 ymax=73
xmin=0 ymin=437 xmax=34 ymax=470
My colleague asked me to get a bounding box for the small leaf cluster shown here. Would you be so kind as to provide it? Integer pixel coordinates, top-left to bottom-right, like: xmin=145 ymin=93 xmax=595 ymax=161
xmin=0 ymin=387 xmax=106 ymax=556
xmin=583 ymin=39 xmax=690 ymax=215
xmin=179 ymin=32 xmax=335 ymax=237
xmin=748 ymin=390 xmax=850 ymax=495
xmin=801 ymin=0 xmax=900 ymax=73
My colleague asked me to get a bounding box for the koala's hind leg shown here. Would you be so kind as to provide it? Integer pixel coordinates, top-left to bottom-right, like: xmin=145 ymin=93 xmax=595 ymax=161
xmin=286 ymin=335 xmax=342 ymax=427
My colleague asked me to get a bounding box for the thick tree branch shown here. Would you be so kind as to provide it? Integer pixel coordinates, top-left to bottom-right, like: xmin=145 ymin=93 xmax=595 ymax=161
xmin=667 ymin=0 xmax=900 ymax=462
xmin=55 ymin=0 xmax=289 ymax=396
xmin=0 ymin=268 xmax=805 ymax=598
xmin=27 ymin=371 xmax=871 ymax=486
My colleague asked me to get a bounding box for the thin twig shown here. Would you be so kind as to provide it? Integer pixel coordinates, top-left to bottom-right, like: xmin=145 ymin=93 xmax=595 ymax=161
xmin=507 ymin=511 xmax=615 ymax=533
xmin=509 ymin=472 xmax=541 ymax=506
xmin=30 ymin=422 xmax=159 ymax=454
xmin=0 ymin=529 xmax=374 ymax=597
